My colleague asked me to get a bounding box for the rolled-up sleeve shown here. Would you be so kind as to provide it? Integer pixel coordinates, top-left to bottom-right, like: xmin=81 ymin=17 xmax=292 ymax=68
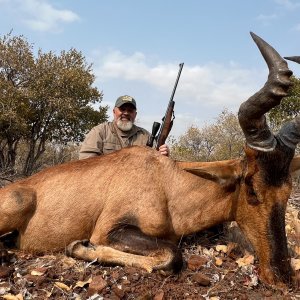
xmin=79 ymin=126 xmax=104 ymax=159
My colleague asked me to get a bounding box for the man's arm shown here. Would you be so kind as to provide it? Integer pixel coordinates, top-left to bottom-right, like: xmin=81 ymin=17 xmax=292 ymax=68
xmin=79 ymin=125 xmax=104 ymax=159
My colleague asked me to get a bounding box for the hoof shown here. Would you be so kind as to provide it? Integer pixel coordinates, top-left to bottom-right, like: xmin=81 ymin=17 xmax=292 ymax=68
xmin=66 ymin=239 xmax=92 ymax=256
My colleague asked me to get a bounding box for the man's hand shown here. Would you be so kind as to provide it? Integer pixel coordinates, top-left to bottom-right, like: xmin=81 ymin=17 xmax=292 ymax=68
xmin=158 ymin=144 xmax=169 ymax=156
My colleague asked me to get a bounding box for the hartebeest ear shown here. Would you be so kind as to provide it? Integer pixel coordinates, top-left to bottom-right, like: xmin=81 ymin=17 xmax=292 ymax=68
xmin=243 ymin=146 xmax=259 ymax=179
xmin=178 ymin=161 xmax=241 ymax=186
xmin=290 ymin=155 xmax=300 ymax=173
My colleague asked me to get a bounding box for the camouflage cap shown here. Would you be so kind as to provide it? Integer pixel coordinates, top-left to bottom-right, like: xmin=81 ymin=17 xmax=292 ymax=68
xmin=115 ymin=95 xmax=137 ymax=109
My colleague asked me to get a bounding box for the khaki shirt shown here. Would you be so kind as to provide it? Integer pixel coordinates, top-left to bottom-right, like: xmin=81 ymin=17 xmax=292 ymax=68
xmin=79 ymin=122 xmax=150 ymax=159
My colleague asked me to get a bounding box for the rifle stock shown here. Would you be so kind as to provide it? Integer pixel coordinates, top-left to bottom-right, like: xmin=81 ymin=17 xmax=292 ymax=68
xmin=147 ymin=63 xmax=184 ymax=149
xmin=156 ymin=100 xmax=175 ymax=149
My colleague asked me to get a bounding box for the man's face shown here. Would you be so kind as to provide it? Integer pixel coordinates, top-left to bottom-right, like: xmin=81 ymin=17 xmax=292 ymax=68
xmin=113 ymin=104 xmax=137 ymax=131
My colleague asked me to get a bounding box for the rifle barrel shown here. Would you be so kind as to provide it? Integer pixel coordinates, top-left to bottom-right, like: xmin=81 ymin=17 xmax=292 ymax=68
xmin=169 ymin=63 xmax=184 ymax=103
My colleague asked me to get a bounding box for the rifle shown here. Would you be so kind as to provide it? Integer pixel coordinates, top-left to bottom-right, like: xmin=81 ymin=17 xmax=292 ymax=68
xmin=147 ymin=63 xmax=184 ymax=149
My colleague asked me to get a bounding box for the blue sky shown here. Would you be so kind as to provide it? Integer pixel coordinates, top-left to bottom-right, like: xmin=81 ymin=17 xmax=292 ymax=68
xmin=1 ymin=0 xmax=300 ymax=138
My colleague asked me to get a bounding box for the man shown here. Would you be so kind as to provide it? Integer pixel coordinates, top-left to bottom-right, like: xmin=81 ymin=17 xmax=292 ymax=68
xmin=79 ymin=95 xmax=169 ymax=159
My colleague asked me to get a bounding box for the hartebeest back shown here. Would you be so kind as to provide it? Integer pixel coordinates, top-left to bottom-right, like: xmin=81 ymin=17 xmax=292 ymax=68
xmin=0 ymin=32 xmax=300 ymax=287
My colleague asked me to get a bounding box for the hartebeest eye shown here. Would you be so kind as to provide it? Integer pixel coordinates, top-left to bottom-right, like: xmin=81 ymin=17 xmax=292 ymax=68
xmin=248 ymin=186 xmax=257 ymax=197
xmin=246 ymin=184 xmax=261 ymax=205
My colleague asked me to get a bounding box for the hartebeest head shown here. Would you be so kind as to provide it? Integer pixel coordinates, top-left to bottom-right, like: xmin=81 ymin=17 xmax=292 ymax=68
xmin=179 ymin=33 xmax=300 ymax=285
xmin=233 ymin=33 xmax=300 ymax=284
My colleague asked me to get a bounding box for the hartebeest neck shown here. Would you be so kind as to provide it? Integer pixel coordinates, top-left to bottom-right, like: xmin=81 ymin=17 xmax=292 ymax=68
xmin=164 ymin=162 xmax=237 ymax=237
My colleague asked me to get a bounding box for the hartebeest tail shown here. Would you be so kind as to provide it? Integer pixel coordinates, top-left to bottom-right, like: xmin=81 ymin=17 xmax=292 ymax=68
xmin=0 ymin=32 xmax=299 ymax=288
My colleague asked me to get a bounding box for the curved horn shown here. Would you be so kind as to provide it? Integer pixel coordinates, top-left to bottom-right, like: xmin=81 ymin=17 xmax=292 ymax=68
xmin=277 ymin=116 xmax=300 ymax=149
xmin=284 ymin=56 xmax=300 ymax=64
xmin=276 ymin=56 xmax=300 ymax=149
xmin=238 ymin=32 xmax=293 ymax=152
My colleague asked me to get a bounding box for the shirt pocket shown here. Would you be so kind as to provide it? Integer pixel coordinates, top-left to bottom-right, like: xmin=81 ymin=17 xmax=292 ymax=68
xmin=103 ymin=141 xmax=121 ymax=154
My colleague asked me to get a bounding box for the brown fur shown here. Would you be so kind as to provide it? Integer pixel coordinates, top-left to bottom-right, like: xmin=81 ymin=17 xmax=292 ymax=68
xmin=0 ymin=146 xmax=299 ymax=286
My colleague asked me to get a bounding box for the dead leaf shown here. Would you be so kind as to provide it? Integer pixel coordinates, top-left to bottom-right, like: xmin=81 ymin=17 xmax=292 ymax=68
xmin=60 ymin=256 xmax=77 ymax=269
xmin=45 ymin=291 xmax=52 ymax=298
xmin=294 ymin=220 xmax=300 ymax=238
xmin=41 ymin=255 xmax=57 ymax=260
xmin=286 ymin=224 xmax=292 ymax=233
xmin=75 ymin=278 xmax=92 ymax=288
xmin=215 ymin=245 xmax=228 ymax=253
xmin=236 ymin=254 xmax=254 ymax=267
xmin=2 ymin=294 xmax=23 ymax=300
xmin=294 ymin=245 xmax=300 ymax=256
xmin=54 ymin=282 xmax=71 ymax=291
xmin=0 ymin=282 xmax=11 ymax=295
xmin=227 ymin=242 xmax=238 ymax=254
xmin=202 ymin=248 xmax=215 ymax=257
xmin=30 ymin=270 xmax=44 ymax=276
xmin=291 ymin=258 xmax=300 ymax=271
xmin=215 ymin=257 xmax=223 ymax=266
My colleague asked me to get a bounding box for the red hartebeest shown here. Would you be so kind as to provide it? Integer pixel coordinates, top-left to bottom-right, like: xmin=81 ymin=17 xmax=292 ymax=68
xmin=0 ymin=32 xmax=300 ymax=286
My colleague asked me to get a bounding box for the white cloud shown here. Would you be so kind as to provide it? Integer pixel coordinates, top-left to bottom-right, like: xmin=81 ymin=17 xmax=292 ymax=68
xmin=275 ymin=0 xmax=300 ymax=10
xmin=294 ymin=23 xmax=300 ymax=30
xmin=92 ymin=49 xmax=265 ymax=113
xmin=13 ymin=0 xmax=79 ymax=32
xmin=256 ymin=13 xmax=278 ymax=25
xmin=90 ymin=49 xmax=270 ymax=139
xmin=94 ymin=50 xmax=150 ymax=81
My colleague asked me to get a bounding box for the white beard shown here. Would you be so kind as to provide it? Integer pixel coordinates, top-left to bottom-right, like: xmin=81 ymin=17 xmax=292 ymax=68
xmin=116 ymin=119 xmax=134 ymax=132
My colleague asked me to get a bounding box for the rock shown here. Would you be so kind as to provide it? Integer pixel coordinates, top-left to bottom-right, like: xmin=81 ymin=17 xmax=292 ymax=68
xmin=264 ymin=290 xmax=273 ymax=297
xmin=0 ymin=266 xmax=13 ymax=279
xmin=129 ymin=272 xmax=140 ymax=282
xmin=87 ymin=275 xmax=107 ymax=296
xmin=112 ymin=285 xmax=125 ymax=298
xmin=111 ymin=270 xmax=120 ymax=280
xmin=122 ymin=279 xmax=131 ymax=285
xmin=187 ymin=255 xmax=208 ymax=271
xmin=153 ymin=289 xmax=165 ymax=300
xmin=192 ymin=273 xmax=211 ymax=286
xmin=24 ymin=274 xmax=48 ymax=287
xmin=0 ymin=282 xmax=11 ymax=295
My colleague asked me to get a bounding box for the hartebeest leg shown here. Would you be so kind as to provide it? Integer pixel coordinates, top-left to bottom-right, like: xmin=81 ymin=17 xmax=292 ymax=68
xmin=67 ymin=225 xmax=183 ymax=272
xmin=67 ymin=240 xmax=180 ymax=272
xmin=107 ymin=224 xmax=183 ymax=272
xmin=0 ymin=186 xmax=36 ymax=264
xmin=0 ymin=186 xmax=36 ymax=235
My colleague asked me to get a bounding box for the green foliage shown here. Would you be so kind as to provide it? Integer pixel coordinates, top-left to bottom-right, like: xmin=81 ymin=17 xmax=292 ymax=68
xmin=0 ymin=32 xmax=108 ymax=175
xmin=170 ymin=109 xmax=245 ymax=161
xmin=268 ymin=76 xmax=300 ymax=130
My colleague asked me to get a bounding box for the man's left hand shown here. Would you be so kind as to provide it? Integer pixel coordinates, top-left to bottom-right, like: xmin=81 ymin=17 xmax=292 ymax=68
xmin=158 ymin=144 xmax=169 ymax=156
